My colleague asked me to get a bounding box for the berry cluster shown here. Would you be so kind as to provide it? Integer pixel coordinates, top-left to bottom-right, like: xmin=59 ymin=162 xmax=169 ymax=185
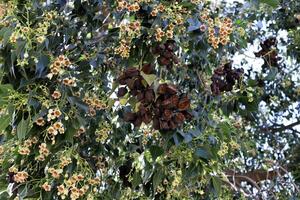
xmin=210 ymin=63 xmax=244 ymax=95
xmin=254 ymin=37 xmax=279 ymax=67
xmin=117 ymin=65 xmax=192 ymax=130
xmin=152 ymin=40 xmax=179 ymax=69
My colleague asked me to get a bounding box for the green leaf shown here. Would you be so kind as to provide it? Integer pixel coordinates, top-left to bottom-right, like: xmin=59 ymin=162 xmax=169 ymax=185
xmin=0 ymin=114 xmax=11 ymax=132
xmin=212 ymin=176 xmax=222 ymax=194
xmin=132 ymin=171 xmax=142 ymax=188
xmin=17 ymin=117 xmax=30 ymax=140
xmin=140 ymin=71 xmax=156 ymax=86
xmin=195 ymin=147 xmax=212 ymax=160
xmin=0 ymin=192 xmax=9 ymax=199
xmin=149 ymin=146 xmax=164 ymax=161
xmin=0 ymin=27 xmax=13 ymax=46
xmin=265 ymin=67 xmax=278 ymax=80
xmin=119 ymin=98 xmax=128 ymax=105
xmin=260 ymin=0 xmax=279 ymax=8
xmin=36 ymin=55 xmax=50 ymax=78
xmin=219 ymin=122 xmax=231 ymax=138
xmin=152 ymin=169 xmax=164 ymax=190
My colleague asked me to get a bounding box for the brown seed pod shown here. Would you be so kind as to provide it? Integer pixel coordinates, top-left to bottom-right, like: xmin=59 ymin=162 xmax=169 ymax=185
xmin=178 ymin=96 xmax=190 ymax=111
xmin=124 ymin=67 xmax=140 ymax=78
xmin=158 ymin=56 xmax=171 ymax=66
xmin=170 ymin=95 xmax=179 ymax=107
xmin=166 ymin=84 xmax=177 ymax=95
xmin=153 ymin=118 xmax=160 ymax=130
xmin=134 ymin=117 xmax=142 ymax=127
xmin=124 ymin=112 xmax=137 ymax=122
xmin=117 ymin=87 xmax=128 ymax=97
xmin=163 ymin=109 xmax=173 ymax=121
xmin=139 ymin=104 xmax=147 ymax=115
xmin=141 ymin=64 xmax=155 ymax=74
xmin=127 ymin=79 xmax=136 ymax=90
xmin=144 ymin=89 xmax=155 ymax=104
xmin=157 ymin=83 xmax=168 ymax=94
xmin=161 ymin=98 xmax=173 ymax=108
xmin=169 ymin=120 xmax=177 ymax=130
xmin=136 ymin=91 xmax=145 ymax=101
xmin=159 ymin=120 xmax=169 ymax=130
xmin=181 ymin=111 xmax=193 ymax=120
xmin=118 ymin=74 xmax=129 ymax=85
xmin=174 ymin=112 xmax=185 ymax=124
xmin=142 ymin=113 xmax=152 ymax=124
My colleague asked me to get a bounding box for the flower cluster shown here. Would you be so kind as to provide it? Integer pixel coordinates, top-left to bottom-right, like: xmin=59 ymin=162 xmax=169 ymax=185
xmin=48 ymin=167 xmax=63 ymax=179
xmin=59 ymin=156 xmax=72 ymax=168
xmin=83 ymin=95 xmax=107 ymax=112
xmin=49 ymin=55 xmax=71 ymax=77
xmin=62 ymin=77 xmax=77 ymax=87
xmin=115 ymin=39 xmax=130 ymax=58
xmin=42 ymin=174 xmax=99 ymax=200
xmin=201 ymin=13 xmax=233 ymax=48
xmin=150 ymin=4 xmax=165 ymax=17
xmin=95 ymin=122 xmax=111 ymax=143
xmin=120 ymin=21 xmax=141 ymax=38
xmin=75 ymin=126 xmax=86 ymax=137
xmin=117 ymin=1 xmax=140 ymax=12
xmin=0 ymin=3 xmax=6 ymax=19
xmin=13 ymin=171 xmax=29 ymax=183
xmin=47 ymin=121 xmax=65 ymax=143
xmin=18 ymin=137 xmax=38 ymax=156
xmin=36 ymin=143 xmax=50 ymax=161
xmin=35 ymin=10 xmax=57 ymax=43
xmin=217 ymin=142 xmax=229 ymax=157
xmin=47 ymin=108 xmax=62 ymax=121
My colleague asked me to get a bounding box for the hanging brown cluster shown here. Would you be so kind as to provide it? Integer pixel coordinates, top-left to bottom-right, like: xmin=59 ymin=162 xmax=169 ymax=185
xmin=152 ymin=40 xmax=179 ymax=69
xmin=210 ymin=63 xmax=244 ymax=95
xmin=254 ymin=37 xmax=280 ymax=67
xmin=117 ymin=65 xmax=192 ymax=130
xmin=152 ymin=84 xmax=192 ymax=130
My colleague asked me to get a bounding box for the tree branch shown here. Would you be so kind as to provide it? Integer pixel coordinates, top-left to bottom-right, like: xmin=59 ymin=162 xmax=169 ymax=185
xmin=262 ymin=120 xmax=300 ymax=133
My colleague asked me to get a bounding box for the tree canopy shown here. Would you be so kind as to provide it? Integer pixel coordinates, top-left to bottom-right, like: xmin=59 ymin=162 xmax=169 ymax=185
xmin=0 ymin=0 xmax=299 ymax=199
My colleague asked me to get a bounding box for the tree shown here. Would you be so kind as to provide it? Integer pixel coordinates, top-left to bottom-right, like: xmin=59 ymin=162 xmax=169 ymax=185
xmin=0 ymin=0 xmax=299 ymax=199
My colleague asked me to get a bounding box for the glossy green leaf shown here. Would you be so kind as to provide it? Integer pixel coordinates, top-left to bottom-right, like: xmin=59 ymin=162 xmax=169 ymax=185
xmin=17 ymin=117 xmax=30 ymax=140
xmin=0 ymin=114 xmax=11 ymax=132
xmin=260 ymin=0 xmax=279 ymax=7
xmin=140 ymin=71 xmax=156 ymax=86
xmin=149 ymin=146 xmax=164 ymax=161
xmin=195 ymin=147 xmax=212 ymax=160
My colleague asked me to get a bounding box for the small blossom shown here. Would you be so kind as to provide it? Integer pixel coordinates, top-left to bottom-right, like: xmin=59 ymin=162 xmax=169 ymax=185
xmin=42 ymin=182 xmax=51 ymax=191
xmin=18 ymin=147 xmax=30 ymax=155
xmin=36 ymin=117 xmax=46 ymax=126
xmin=52 ymin=90 xmax=61 ymax=99
xmin=14 ymin=171 xmax=29 ymax=183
